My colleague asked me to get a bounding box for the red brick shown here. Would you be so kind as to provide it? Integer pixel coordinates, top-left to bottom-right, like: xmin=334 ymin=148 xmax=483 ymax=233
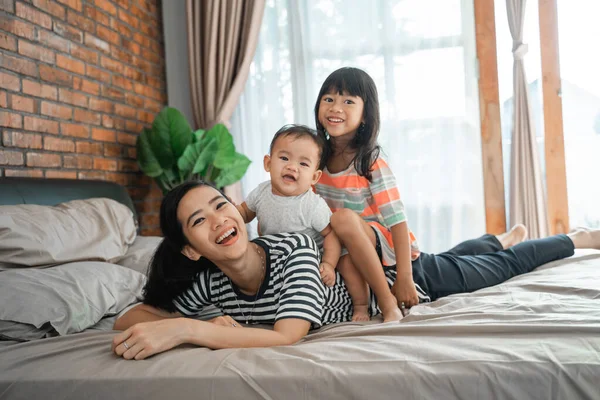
xmin=46 ymin=170 xmax=77 ymax=179
xmin=64 ymin=154 xmax=92 ymax=169
xmin=2 ymin=131 xmax=42 ymax=149
xmin=73 ymin=108 xmax=101 ymax=125
xmin=103 ymin=143 xmax=122 ymax=157
xmin=41 ymin=101 xmax=73 ymax=120
xmin=123 ymin=66 xmax=143 ymax=81
xmin=126 ymin=93 xmax=144 ymax=108
xmin=37 ymin=30 xmax=70 ymax=52
xmin=121 ymin=38 xmax=140 ymax=55
xmin=112 ymin=75 xmax=133 ymax=91
xmin=138 ymin=110 xmax=154 ymax=124
xmin=111 ymin=117 xmax=126 ymax=130
xmin=146 ymin=75 xmax=163 ymax=91
xmin=58 ymin=88 xmax=88 ymax=107
xmin=84 ymin=4 xmax=110 ymax=26
xmin=5 ymin=169 xmax=44 ymax=177
xmin=132 ymin=32 xmax=150 ymax=48
xmin=24 ymin=116 xmax=59 ymax=134
xmin=0 ymin=32 xmax=17 ymax=51
xmin=126 ymin=147 xmax=137 ymax=159
xmin=139 ymin=21 xmax=156 ymax=38
xmin=144 ymin=98 xmax=162 ymax=114
xmin=115 ymin=0 xmax=129 ymax=9
xmin=73 ymin=76 xmax=100 ymax=95
xmin=97 ymin=25 xmax=120 ymax=46
xmin=124 ymin=120 xmax=142 ymax=132
xmin=0 ymin=0 xmax=14 ymax=12
xmin=26 ymin=152 xmax=61 ymax=167
xmin=53 ymin=22 xmax=82 ymax=42
xmin=0 ymin=71 xmax=20 ymax=91
xmin=22 ymin=80 xmax=57 ymax=100
xmin=111 ymin=46 xmax=132 ymax=64
xmin=117 ymin=132 xmax=136 ymax=146
xmin=127 ymin=186 xmax=148 ymax=200
xmin=56 ymin=54 xmax=85 ymax=75
xmin=140 ymin=213 xmax=159 ymax=227
xmin=0 ymin=91 xmax=6 ymax=108
xmin=61 ymin=122 xmax=89 ymax=138
xmin=115 ymin=104 xmax=136 ymax=119
xmin=94 ymin=0 xmax=116 ymax=16
xmin=78 ymin=171 xmax=105 ymax=180
xmin=118 ymin=159 xmax=138 ymax=172
xmin=18 ymin=40 xmax=55 ymax=64
xmin=39 ymin=64 xmax=72 ymax=86
xmin=0 ymin=111 xmax=22 ymax=129
xmin=0 ymin=54 xmax=38 ymax=77
xmin=84 ymin=33 xmax=110 ymax=54
xmin=137 ymin=199 xmax=162 ymax=214
xmin=93 ymin=157 xmax=117 ymax=171
xmin=112 ymin=19 xmax=132 ymax=38
xmin=44 ymin=136 xmax=75 ymax=152
xmin=129 ymin=4 xmax=147 ymax=20
xmin=70 ymin=43 xmax=99 ymax=64
xmin=100 ymin=56 xmax=124 ymax=74
xmin=85 ymin=67 xmax=110 ymax=85
xmin=76 ymin=141 xmax=103 ymax=155
xmin=92 ymin=128 xmax=116 ymax=142
xmin=57 ymin=0 xmax=82 ymax=11
xmin=16 ymin=2 xmax=52 ymax=29
xmin=102 ymin=114 xmax=114 ymax=128
xmin=89 ymin=97 xmax=114 ymax=113
xmin=140 ymin=227 xmax=161 ymax=236
xmin=10 ymin=94 xmax=36 ymax=113
xmin=101 ymin=85 xmax=124 ymax=101
xmin=32 ymin=0 xmax=66 ymax=19
xmin=0 ymin=150 xmax=24 ymax=166
xmin=67 ymin=9 xmax=94 ymax=32
xmin=118 ymin=9 xmax=138 ymax=29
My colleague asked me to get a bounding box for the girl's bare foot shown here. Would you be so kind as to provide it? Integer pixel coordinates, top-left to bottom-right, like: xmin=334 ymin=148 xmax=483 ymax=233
xmin=351 ymin=304 xmax=370 ymax=322
xmin=567 ymin=228 xmax=600 ymax=250
xmin=379 ymin=295 xmax=403 ymax=323
xmin=496 ymin=224 xmax=528 ymax=249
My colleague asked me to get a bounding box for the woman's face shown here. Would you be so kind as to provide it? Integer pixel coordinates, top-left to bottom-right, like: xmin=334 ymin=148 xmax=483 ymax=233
xmin=177 ymin=185 xmax=248 ymax=263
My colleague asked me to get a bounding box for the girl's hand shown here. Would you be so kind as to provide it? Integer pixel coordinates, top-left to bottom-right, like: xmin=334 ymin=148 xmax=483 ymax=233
xmin=112 ymin=318 xmax=190 ymax=360
xmin=391 ymin=278 xmax=419 ymax=314
xmin=319 ymin=262 xmax=336 ymax=287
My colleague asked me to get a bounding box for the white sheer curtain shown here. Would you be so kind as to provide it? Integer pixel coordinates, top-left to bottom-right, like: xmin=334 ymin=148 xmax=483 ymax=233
xmin=231 ymin=0 xmax=485 ymax=253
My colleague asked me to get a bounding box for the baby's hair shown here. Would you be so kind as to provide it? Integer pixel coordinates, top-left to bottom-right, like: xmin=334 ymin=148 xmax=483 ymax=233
xmin=314 ymin=67 xmax=381 ymax=181
xmin=269 ymin=124 xmax=327 ymax=170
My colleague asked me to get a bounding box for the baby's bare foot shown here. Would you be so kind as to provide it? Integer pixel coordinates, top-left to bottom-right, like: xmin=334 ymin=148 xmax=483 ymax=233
xmin=351 ymin=304 xmax=370 ymax=322
xmin=497 ymin=224 xmax=528 ymax=249
xmin=568 ymin=228 xmax=600 ymax=250
xmin=380 ymin=295 xmax=403 ymax=323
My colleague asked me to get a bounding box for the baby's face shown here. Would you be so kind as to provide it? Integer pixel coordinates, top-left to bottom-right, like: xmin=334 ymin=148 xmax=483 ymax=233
xmin=264 ymin=134 xmax=322 ymax=197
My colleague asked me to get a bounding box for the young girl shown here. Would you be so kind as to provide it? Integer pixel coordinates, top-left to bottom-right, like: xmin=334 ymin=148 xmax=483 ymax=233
xmin=313 ymin=67 xmax=528 ymax=322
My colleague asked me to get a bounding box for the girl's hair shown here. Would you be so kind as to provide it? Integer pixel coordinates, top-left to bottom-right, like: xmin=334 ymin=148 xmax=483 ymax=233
xmin=314 ymin=67 xmax=381 ymax=180
xmin=143 ymin=180 xmax=223 ymax=312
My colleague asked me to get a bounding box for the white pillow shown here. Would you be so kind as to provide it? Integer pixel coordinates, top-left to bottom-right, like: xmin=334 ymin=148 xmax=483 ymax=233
xmin=0 ymin=198 xmax=137 ymax=269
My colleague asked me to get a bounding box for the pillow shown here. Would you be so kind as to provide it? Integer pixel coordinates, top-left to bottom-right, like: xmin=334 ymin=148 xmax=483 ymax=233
xmin=0 ymin=261 xmax=146 ymax=341
xmin=113 ymin=236 xmax=163 ymax=274
xmin=0 ymin=198 xmax=136 ymax=269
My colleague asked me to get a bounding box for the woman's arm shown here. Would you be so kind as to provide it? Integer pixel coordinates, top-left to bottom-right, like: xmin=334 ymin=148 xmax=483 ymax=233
xmin=113 ymin=303 xmax=181 ymax=331
xmin=112 ymin=317 xmax=311 ymax=360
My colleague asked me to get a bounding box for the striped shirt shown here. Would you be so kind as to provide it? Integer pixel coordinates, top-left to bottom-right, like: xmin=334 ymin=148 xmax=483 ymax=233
xmin=315 ymin=155 xmax=421 ymax=265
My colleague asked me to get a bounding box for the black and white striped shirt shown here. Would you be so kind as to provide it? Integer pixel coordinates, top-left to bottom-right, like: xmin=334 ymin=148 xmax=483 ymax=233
xmin=173 ymin=232 xmax=430 ymax=327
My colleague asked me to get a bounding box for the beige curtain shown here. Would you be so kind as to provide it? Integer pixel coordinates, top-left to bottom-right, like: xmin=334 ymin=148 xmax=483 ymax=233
xmin=186 ymin=0 xmax=265 ymax=202
xmin=506 ymin=0 xmax=548 ymax=238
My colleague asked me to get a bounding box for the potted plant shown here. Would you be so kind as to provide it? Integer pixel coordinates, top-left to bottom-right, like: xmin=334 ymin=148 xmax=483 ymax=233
xmin=136 ymin=107 xmax=251 ymax=194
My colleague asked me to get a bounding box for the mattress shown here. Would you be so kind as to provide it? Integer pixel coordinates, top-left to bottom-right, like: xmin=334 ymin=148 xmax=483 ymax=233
xmin=1 ymin=250 xmax=600 ymax=400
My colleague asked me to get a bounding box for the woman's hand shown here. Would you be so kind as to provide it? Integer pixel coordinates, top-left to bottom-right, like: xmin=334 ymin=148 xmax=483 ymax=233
xmin=112 ymin=318 xmax=191 ymax=360
xmin=208 ymin=315 xmax=244 ymax=328
xmin=391 ymin=277 xmax=419 ymax=315
xmin=319 ymin=262 xmax=336 ymax=287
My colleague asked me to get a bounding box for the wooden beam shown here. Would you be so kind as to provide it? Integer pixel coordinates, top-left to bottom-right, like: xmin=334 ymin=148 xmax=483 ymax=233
xmin=538 ymin=0 xmax=569 ymax=234
xmin=474 ymin=0 xmax=507 ymax=235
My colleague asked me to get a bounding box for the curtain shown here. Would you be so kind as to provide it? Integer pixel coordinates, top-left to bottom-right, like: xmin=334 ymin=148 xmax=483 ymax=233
xmin=230 ymin=0 xmax=486 ymax=252
xmin=505 ymin=0 xmax=548 ymax=238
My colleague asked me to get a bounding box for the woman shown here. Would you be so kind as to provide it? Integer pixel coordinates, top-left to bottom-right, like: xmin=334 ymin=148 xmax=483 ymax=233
xmin=113 ymin=181 xmax=600 ymax=360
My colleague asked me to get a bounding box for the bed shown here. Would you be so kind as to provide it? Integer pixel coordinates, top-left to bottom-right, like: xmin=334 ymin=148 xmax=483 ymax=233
xmin=1 ymin=177 xmax=599 ymax=400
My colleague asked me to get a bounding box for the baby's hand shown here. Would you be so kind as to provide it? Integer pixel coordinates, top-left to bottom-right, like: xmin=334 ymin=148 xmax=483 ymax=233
xmin=319 ymin=262 xmax=336 ymax=287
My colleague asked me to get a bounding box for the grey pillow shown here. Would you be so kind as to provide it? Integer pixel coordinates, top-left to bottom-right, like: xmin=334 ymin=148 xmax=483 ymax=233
xmin=0 ymin=261 xmax=146 ymax=341
xmin=113 ymin=236 xmax=163 ymax=274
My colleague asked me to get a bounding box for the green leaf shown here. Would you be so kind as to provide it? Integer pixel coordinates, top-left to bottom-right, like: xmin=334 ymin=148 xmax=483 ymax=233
xmin=177 ymin=137 xmax=218 ymax=178
xmin=151 ymin=107 xmax=193 ymax=168
xmin=193 ymin=129 xmax=206 ymax=143
xmin=136 ymin=128 xmax=163 ymax=178
xmin=214 ymin=153 xmax=251 ymax=188
xmin=205 ymin=124 xmax=236 ymax=169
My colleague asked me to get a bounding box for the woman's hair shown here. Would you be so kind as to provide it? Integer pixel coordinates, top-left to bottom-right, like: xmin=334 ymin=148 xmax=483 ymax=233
xmin=143 ymin=180 xmax=223 ymax=312
xmin=314 ymin=67 xmax=381 ymax=181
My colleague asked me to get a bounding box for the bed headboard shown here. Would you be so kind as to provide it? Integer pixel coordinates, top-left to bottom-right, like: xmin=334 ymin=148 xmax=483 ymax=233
xmin=0 ymin=177 xmax=137 ymax=218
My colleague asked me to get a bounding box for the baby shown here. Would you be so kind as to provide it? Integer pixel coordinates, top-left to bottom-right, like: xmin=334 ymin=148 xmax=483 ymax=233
xmin=237 ymin=124 xmax=341 ymax=287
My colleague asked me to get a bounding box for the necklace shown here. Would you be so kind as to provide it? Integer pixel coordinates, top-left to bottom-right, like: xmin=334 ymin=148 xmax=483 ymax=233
xmin=231 ymin=242 xmax=266 ymax=324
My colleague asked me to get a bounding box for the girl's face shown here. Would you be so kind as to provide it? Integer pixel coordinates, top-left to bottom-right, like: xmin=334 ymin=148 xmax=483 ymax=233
xmin=177 ymin=185 xmax=249 ymax=264
xmin=318 ymin=91 xmax=365 ymax=140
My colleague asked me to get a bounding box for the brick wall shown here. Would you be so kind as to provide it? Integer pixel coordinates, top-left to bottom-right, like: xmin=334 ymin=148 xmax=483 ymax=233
xmin=0 ymin=0 xmax=166 ymax=235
